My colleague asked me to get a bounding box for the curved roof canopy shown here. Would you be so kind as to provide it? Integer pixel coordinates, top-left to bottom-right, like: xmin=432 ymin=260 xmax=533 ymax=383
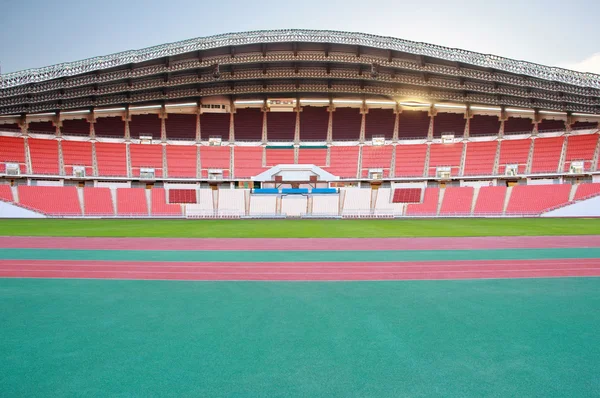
xmin=1 ymin=29 xmax=599 ymax=116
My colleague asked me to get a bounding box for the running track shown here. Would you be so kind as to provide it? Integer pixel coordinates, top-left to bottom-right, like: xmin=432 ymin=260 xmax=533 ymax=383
xmin=0 ymin=236 xmax=599 ymax=281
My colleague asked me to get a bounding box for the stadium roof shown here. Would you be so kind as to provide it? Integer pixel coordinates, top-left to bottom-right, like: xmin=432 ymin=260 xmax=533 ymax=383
xmin=1 ymin=29 xmax=600 ymax=116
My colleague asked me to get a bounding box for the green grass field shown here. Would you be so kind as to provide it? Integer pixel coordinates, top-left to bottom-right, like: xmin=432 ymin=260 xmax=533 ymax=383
xmin=1 ymin=217 xmax=600 ymax=238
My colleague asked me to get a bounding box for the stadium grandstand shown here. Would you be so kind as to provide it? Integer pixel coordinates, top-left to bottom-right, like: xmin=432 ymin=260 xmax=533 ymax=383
xmin=1 ymin=29 xmax=600 ymax=218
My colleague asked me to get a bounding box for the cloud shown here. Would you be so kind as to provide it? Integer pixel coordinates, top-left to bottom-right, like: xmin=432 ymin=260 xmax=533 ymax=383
xmin=558 ymin=53 xmax=600 ymax=74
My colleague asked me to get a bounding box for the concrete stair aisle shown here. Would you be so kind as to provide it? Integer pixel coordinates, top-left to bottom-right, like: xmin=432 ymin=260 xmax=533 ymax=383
xmin=11 ymin=186 xmax=19 ymax=203
xmin=110 ymin=188 xmax=118 ymax=215
xmin=569 ymin=184 xmax=578 ymax=201
xmin=307 ymin=195 xmax=313 ymax=215
xmin=77 ymin=187 xmax=85 ymax=215
xmin=370 ymin=187 xmax=378 ymax=211
xmin=436 ymin=188 xmax=446 ymax=216
xmin=502 ymin=186 xmax=513 ymax=215
xmin=145 ymin=189 xmax=152 ymax=216
xmin=470 ymin=186 xmax=481 ymax=215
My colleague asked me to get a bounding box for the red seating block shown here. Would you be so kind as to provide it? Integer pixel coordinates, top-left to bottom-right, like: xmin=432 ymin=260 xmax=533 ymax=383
xmin=233 ymin=147 xmax=264 ymax=178
xmin=83 ymin=187 xmax=114 ymax=216
xmin=129 ymin=114 xmax=161 ymax=138
xmin=266 ymin=149 xmax=294 ymax=166
xmin=298 ymin=148 xmax=327 ymax=166
xmin=332 ymin=108 xmax=361 ymax=140
xmin=151 ymin=188 xmax=182 ymax=216
xmin=0 ymin=185 xmax=13 ymax=202
xmin=201 ymin=146 xmax=230 ymax=177
xmin=365 ymin=109 xmax=395 ymax=140
xmin=116 ymin=188 xmax=148 ymax=216
xmin=18 ymin=186 xmax=81 ymax=215
xmin=169 ymin=189 xmax=197 ymax=204
xmin=433 ymin=113 xmax=465 ymax=137
xmin=201 ymin=113 xmax=230 ymax=141
xmin=573 ymin=183 xmax=600 ymax=201
xmin=530 ymin=137 xmax=563 ymax=173
xmin=62 ymin=140 xmax=94 ymax=177
xmin=96 ymin=142 xmax=128 ymax=176
xmin=564 ymin=134 xmax=598 ymax=172
xmin=463 ymin=141 xmax=497 ymax=175
xmin=439 ymin=187 xmax=473 ymax=215
xmin=498 ymin=139 xmax=531 ymax=175
xmin=327 ymin=147 xmax=359 ymax=177
xmin=234 ymin=109 xmax=263 ymax=140
xmin=267 ymin=112 xmax=296 ymax=141
xmin=130 ymin=143 xmax=163 ymax=177
xmin=166 ymin=114 xmax=196 ymax=140
xmin=506 ymin=184 xmax=571 ymax=215
xmin=361 ymin=145 xmax=393 ymax=177
xmin=473 ymin=186 xmax=507 ymax=215
xmin=398 ymin=111 xmax=429 ymax=139
xmin=405 ymin=188 xmax=439 ymax=216
xmin=395 ymin=144 xmax=427 ymax=177
xmin=300 ymin=106 xmax=329 ymax=141
xmin=504 ymin=117 xmax=533 ymax=135
xmin=392 ymin=188 xmax=422 ymax=203
xmin=0 ymin=136 xmax=26 ymax=173
xmin=469 ymin=115 xmax=500 ymax=136
xmin=166 ymin=145 xmax=197 ymax=177
xmin=94 ymin=117 xmax=124 ymax=138
xmin=428 ymin=143 xmax=463 ymax=176
xmin=28 ymin=138 xmax=59 ymax=174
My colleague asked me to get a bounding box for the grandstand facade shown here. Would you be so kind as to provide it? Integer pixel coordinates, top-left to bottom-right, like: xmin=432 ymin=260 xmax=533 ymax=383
xmin=1 ymin=29 xmax=599 ymax=218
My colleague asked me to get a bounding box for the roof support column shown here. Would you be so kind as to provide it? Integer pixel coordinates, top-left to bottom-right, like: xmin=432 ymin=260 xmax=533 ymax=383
xmin=326 ymin=102 xmax=333 ymax=143
xmin=392 ymin=106 xmax=401 ymax=142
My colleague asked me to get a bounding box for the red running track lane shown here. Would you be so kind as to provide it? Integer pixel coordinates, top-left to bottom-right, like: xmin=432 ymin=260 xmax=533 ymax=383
xmin=1 ymin=259 xmax=599 ymax=281
xmin=2 ymin=236 xmax=600 ymax=251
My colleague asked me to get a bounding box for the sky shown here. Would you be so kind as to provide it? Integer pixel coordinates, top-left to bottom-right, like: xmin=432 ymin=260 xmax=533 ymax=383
xmin=0 ymin=0 xmax=599 ymax=75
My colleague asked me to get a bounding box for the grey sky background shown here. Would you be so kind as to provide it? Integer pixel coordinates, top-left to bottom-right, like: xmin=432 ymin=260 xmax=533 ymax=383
xmin=1 ymin=0 xmax=599 ymax=75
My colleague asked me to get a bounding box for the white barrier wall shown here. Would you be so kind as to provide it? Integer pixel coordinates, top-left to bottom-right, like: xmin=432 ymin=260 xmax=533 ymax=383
xmin=374 ymin=188 xmax=405 ymax=214
xmin=218 ymin=189 xmax=246 ymax=214
xmin=342 ymin=188 xmax=371 ymax=211
xmin=249 ymin=195 xmax=277 ymax=215
xmin=312 ymin=195 xmax=339 ymax=215
xmin=0 ymin=201 xmax=46 ymax=218
xmin=542 ymin=196 xmax=600 ymax=217
xmin=281 ymin=196 xmax=307 ymax=216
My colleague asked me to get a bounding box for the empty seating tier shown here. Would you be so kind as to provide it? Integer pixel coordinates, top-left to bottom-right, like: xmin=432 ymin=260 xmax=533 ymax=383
xmin=165 ymin=113 xmax=196 ymax=140
xmin=463 ymin=141 xmax=497 ymax=175
xmin=398 ymin=110 xmax=429 ymax=139
xmin=504 ymin=117 xmax=533 ymax=135
xmin=28 ymin=121 xmax=55 ymax=134
xmin=61 ymin=119 xmax=90 ymax=136
xmin=151 ymin=188 xmax=182 ymax=216
xmin=405 ymin=188 xmax=439 ymax=216
xmin=83 ymin=187 xmax=114 ymax=216
xmin=129 ymin=114 xmax=161 ymax=138
xmin=169 ymin=189 xmax=197 ymax=203
xmin=332 ymin=108 xmax=361 ymax=140
xmin=116 ymin=188 xmax=148 ymax=216
xmin=506 ymin=184 xmax=571 ymax=215
xmin=94 ymin=117 xmax=125 ymax=138
xmin=0 ymin=136 xmax=26 ymax=173
xmin=537 ymin=119 xmax=565 ymax=132
xmin=298 ymin=147 xmax=327 ymax=166
xmin=96 ymin=142 xmax=128 ymax=176
xmin=0 ymin=185 xmax=13 ymax=202
xmin=564 ymin=134 xmax=598 ymax=172
xmin=166 ymin=145 xmax=197 ymax=178
xmin=201 ymin=113 xmax=229 ymax=140
xmin=267 ymin=112 xmax=296 ymax=141
xmin=573 ymin=183 xmax=600 ymax=201
xmin=234 ymin=109 xmax=262 ymax=140
xmin=365 ymin=109 xmax=395 ymax=140
xmin=62 ymin=140 xmax=93 ymax=177
xmin=361 ymin=145 xmax=393 ymax=177
xmin=130 ymin=143 xmax=163 ymax=177
xmin=428 ymin=143 xmax=463 ymax=176
xmin=200 ymin=146 xmax=230 ymax=177
xmin=18 ymin=186 xmax=81 ymax=215
xmin=498 ymin=139 xmax=531 ymax=175
xmin=473 ymin=186 xmax=507 ymax=215
xmin=530 ymin=137 xmax=563 ymax=173
xmin=395 ymin=144 xmax=427 ymax=177
xmin=393 ymin=188 xmax=422 ymax=203
xmin=433 ymin=113 xmax=465 ymax=137
xmin=328 ymin=146 xmax=359 ymax=177
xmin=233 ymin=147 xmax=264 ymax=178
xmin=439 ymin=187 xmax=473 ymax=216
xmin=469 ymin=115 xmax=500 ymax=136
xmin=300 ymin=106 xmax=329 ymax=141
xmin=265 ymin=148 xmax=294 ymax=166
xmin=28 ymin=138 xmax=59 ymax=174
xmin=571 ymin=121 xmax=598 ymax=130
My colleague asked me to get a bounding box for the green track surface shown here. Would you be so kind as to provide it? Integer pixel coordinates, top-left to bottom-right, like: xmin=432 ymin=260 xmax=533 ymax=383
xmin=2 ymin=218 xmax=600 ymax=238
xmin=1 ymin=247 xmax=600 ymax=262
xmin=1 ymin=278 xmax=599 ymax=397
